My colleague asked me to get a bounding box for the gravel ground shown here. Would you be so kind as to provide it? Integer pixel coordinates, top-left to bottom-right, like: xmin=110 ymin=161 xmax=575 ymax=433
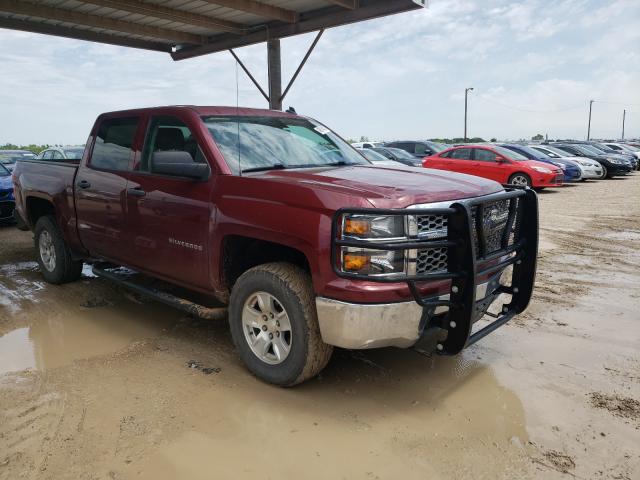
xmin=1 ymin=173 xmax=639 ymax=479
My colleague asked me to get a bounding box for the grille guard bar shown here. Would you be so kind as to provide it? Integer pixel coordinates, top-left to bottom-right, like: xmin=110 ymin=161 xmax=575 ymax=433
xmin=331 ymin=186 xmax=539 ymax=355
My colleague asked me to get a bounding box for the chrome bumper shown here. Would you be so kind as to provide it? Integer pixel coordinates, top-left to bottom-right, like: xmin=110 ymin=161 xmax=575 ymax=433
xmin=315 ymin=296 xmax=449 ymax=349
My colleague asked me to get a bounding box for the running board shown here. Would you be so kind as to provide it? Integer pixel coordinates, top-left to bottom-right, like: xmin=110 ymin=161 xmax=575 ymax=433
xmin=92 ymin=265 xmax=227 ymax=320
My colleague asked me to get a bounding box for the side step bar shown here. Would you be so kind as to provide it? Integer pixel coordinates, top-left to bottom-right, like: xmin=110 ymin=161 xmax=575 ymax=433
xmin=92 ymin=265 xmax=227 ymax=320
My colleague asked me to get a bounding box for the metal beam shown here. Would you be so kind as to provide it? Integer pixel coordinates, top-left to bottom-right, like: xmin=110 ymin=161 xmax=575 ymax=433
xmin=228 ymin=49 xmax=270 ymax=102
xmin=267 ymin=39 xmax=282 ymax=110
xmin=200 ymin=0 xmax=298 ymax=23
xmin=80 ymin=0 xmax=244 ymax=34
xmin=0 ymin=16 xmax=170 ymax=52
xmin=172 ymin=0 xmax=424 ymax=60
xmin=0 ymin=0 xmax=203 ymax=45
xmin=326 ymin=0 xmax=359 ymax=9
xmin=280 ymin=29 xmax=324 ymax=103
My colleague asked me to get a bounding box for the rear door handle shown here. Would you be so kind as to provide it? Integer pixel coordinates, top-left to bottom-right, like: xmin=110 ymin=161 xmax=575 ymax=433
xmin=127 ymin=187 xmax=146 ymax=197
xmin=77 ymin=180 xmax=91 ymax=189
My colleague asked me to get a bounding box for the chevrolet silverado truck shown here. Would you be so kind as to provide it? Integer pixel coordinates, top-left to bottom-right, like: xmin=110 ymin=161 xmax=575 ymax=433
xmin=12 ymin=106 xmax=538 ymax=386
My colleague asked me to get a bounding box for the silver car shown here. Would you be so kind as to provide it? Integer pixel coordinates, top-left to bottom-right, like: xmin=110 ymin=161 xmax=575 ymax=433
xmin=529 ymin=144 xmax=603 ymax=179
xmin=36 ymin=146 xmax=85 ymax=161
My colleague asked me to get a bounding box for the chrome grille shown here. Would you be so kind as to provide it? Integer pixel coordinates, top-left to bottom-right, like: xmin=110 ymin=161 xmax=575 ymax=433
xmin=416 ymin=214 xmax=447 ymax=239
xmin=416 ymin=247 xmax=448 ymax=274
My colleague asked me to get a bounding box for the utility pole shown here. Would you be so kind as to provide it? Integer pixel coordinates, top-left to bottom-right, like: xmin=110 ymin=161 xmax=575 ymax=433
xmin=622 ymin=109 xmax=626 ymax=140
xmin=587 ymin=99 xmax=594 ymax=140
xmin=464 ymin=87 xmax=474 ymax=141
xmin=267 ymin=38 xmax=282 ymax=110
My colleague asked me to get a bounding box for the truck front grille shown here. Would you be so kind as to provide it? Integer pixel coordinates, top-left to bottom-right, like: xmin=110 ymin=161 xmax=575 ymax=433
xmin=415 ymin=198 xmax=518 ymax=274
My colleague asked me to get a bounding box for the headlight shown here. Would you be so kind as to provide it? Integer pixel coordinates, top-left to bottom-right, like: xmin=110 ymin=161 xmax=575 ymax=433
xmin=576 ymin=160 xmax=590 ymax=166
xmin=339 ymin=213 xmax=408 ymax=276
xmin=341 ymin=247 xmax=405 ymax=276
xmin=342 ymin=214 xmax=405 ymax=240
xmin=531 ymin=166 xmax=552 ymax=173
xmin=608 ymin=158 xmax=622 ymax=164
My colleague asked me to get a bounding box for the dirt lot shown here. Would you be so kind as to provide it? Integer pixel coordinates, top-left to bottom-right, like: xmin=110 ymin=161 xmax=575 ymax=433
xmin=1 ymin=174 xmax=639 ymax=480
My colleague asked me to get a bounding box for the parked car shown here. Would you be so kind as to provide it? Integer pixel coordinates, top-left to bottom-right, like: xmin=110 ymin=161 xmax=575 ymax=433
xmin=0 ymin=163 xmax=15 ymax=223
xmin=357 ymin=148 xmax=404 ymax=166
xmin=385 ymin=140 xmax=448 ymax=158
xmin=36 ymin=146 xmax=85 ymax=161
xmin=350 ymin=141 xmax=383 ymax=149
xmin=587 ymin=143 xmax=637 ymax=170
xmin=529 ymin=145 xmax=604 ymax=179
xmin=551 ymin=144 xmax=632 ymax=178
xmin=423 ymin=144 xmax=563 ymax=188
xmin=12 ymin=105 xmax=538 ymax=386
xmin=599 ymin=143 xmax=640 ymax=168
xmin=500 ymin=144 xmax=582 ymax=182
xmin=370 ymin=147 xmax=423 ymax=167
xmin=0 ymin=150 xmax=36 ymax=172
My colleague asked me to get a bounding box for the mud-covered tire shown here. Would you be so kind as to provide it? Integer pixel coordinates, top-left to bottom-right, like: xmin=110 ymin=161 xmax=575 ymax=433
xmin=228 ymin=262 xmax=333 ymax=386
xmin=34 ymin=215 xmax=83 ymax=284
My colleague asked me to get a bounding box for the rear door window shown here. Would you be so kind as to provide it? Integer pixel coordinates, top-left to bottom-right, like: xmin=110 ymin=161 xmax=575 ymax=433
xmin=42 ymin=151 xmax=53 ymax=160
xmin=90 ymin=117 xmax=139 ymax=171
xmin=415 ymin=143 xmax=431 ymax=155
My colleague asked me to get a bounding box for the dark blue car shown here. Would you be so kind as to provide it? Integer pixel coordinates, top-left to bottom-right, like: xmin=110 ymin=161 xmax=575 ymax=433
xmin=500 ymin=144 xmax=582 ymax=182
xmin=0 ymin=163 xmax=15 ymax=222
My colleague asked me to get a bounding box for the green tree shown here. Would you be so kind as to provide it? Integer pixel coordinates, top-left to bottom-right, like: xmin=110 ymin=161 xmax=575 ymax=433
xmin=531 ymin=133 xmax=544 ymax=141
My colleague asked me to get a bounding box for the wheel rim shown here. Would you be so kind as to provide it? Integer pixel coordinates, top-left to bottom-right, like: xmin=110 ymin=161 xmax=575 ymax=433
xmin=511 ymin=175 xmax=529 ymax=186
xmin=39 ymin=230 xmax=56 ymax=272
xmin=242 ymin=291 xmax=292 ymax=365
xmin=601 ymin=166 xmax=607 ymax=178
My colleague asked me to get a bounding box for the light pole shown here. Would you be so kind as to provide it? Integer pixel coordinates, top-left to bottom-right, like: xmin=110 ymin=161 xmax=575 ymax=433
xmin=464 ymin=87 xmax=474 ymax=141
xmin=622 ymin=109 xmax=626 ymax=140
xmin=587 ymin=99 xmax=594 ymax=140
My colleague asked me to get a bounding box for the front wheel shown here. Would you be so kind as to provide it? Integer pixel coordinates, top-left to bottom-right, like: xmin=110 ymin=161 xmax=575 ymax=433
xmin=508 ymin=173 xmax=531 ymax=187
xmin=34 ymin=215 xmax=83 ymax=284
xmin=229 ymin=263 xmax=333 ymax=386
xmin=600 ymin=165 xmax=609 ymax=179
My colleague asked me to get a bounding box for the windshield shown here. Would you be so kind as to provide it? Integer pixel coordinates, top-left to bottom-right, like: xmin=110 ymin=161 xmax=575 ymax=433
xmin=539 ymin=145 xmax=573 ymax=157
xmin=386 ymin=147 xmax=416 ymax=159
xmin=360 ymin=149 xmax=389 ymax=162
xmin=573 ymin=144 xmax=604 ymax=155
xmin=621 ymin=144 xmax=639 ymax=152
xmin=493 ymin=146 xmax=528 ymax=161
xmin=590 ymin=143 xmax=613 ymax=153
xmin=62 ymin=148 xmax=84 ymax=159
xmin=427 ymin=142 xmax=447 ymax=152
xmin=202 ymin=115 xmax=369 ymax=174
xmin=508 ymin=145 xmax=548 ymax=159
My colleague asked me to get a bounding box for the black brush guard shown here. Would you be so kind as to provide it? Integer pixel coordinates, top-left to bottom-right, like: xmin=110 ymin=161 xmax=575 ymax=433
xmin=331 ymin=187 xmax=538 ymax=355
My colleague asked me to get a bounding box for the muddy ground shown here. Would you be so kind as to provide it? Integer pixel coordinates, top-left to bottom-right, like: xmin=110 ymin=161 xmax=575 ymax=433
xmin=1 ymin=175 xmax=639 ymax=480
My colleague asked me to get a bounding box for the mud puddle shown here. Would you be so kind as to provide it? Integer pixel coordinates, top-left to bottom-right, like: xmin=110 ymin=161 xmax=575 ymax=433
xmin=0 ymin=294 xmax=182 ymax=375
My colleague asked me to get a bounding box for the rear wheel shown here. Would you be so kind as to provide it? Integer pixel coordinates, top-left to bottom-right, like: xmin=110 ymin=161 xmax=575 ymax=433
xmin=229 ymin=262 xmax=333 ymax=386
xmin=34 ymin=215 xmax=83 ymax=284
xmin=508 ymin=173 xmax=531 ymax=187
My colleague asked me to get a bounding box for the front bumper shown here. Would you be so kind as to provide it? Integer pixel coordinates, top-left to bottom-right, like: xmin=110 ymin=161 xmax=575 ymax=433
xmin=580 ymin=166 xmax=602 ymax=178
xmin=320 ymin=188 xmax=538 ymax=354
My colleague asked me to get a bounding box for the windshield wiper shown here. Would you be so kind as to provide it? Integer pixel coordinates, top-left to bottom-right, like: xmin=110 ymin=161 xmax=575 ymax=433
xmin=325 ymin=160 xmax=360 ymax=167
xmin=242 ymin=163 xmax=287 ymax=173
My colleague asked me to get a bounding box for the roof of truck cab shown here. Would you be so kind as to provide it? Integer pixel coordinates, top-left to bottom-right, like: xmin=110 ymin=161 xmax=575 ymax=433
xmin=99 ymin=105 xmax=299 ymax=118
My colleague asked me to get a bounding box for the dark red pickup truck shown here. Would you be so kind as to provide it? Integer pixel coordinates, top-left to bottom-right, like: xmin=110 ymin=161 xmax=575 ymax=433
xmin=12 ymin=106 xmax=538 ymax=386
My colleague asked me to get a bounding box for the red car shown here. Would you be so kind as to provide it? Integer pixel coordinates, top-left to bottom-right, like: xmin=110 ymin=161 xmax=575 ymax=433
xmin=423 ymin=145 xmax=563 ymax=188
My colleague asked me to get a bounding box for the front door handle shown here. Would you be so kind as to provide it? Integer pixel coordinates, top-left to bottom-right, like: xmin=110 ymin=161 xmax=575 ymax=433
xmin=127 ymin=187 xmax=146 ymax=197
xmin=77 ymin=180 xmax=91 ymax=189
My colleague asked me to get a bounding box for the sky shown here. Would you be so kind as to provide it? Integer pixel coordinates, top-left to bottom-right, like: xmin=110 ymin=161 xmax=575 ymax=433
xmin=0 ymin=0 xmax=639 ymax=145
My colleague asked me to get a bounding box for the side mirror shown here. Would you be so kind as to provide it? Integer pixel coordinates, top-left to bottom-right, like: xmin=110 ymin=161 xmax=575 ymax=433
xmin=152 ymin=151 xmax=210 ymax=180
xmin=495 ymin=156 xmax=506 ymax=163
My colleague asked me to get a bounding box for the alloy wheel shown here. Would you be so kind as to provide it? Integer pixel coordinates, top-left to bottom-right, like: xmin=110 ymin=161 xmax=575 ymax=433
xmin=242 ymin=291 xmax=293 ymax=365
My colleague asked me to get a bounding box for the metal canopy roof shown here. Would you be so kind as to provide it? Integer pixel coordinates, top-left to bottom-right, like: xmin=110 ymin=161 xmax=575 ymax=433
xmin=0 ymin=0 xmax=425 ymax=60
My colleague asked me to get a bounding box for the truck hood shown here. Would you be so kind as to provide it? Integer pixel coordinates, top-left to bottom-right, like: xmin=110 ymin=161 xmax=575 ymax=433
xmin=252 ymin=165 xmax=504 ymax=208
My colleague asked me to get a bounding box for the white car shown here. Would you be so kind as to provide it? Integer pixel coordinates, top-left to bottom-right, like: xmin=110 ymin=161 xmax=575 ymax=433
xmin=357 ymin=148 xmax=405 ymax=166
xmin=351 ymin=141 xmax=384 ymax=149
xmin=530 ymin=144 xmax=603 ymax=179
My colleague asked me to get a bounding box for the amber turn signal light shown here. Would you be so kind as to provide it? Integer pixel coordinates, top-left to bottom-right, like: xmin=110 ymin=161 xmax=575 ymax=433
xmin=344 ymin=218 xmax=371 ymax=235
xmin=343 ymin=253 xmax=370 ymax=271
